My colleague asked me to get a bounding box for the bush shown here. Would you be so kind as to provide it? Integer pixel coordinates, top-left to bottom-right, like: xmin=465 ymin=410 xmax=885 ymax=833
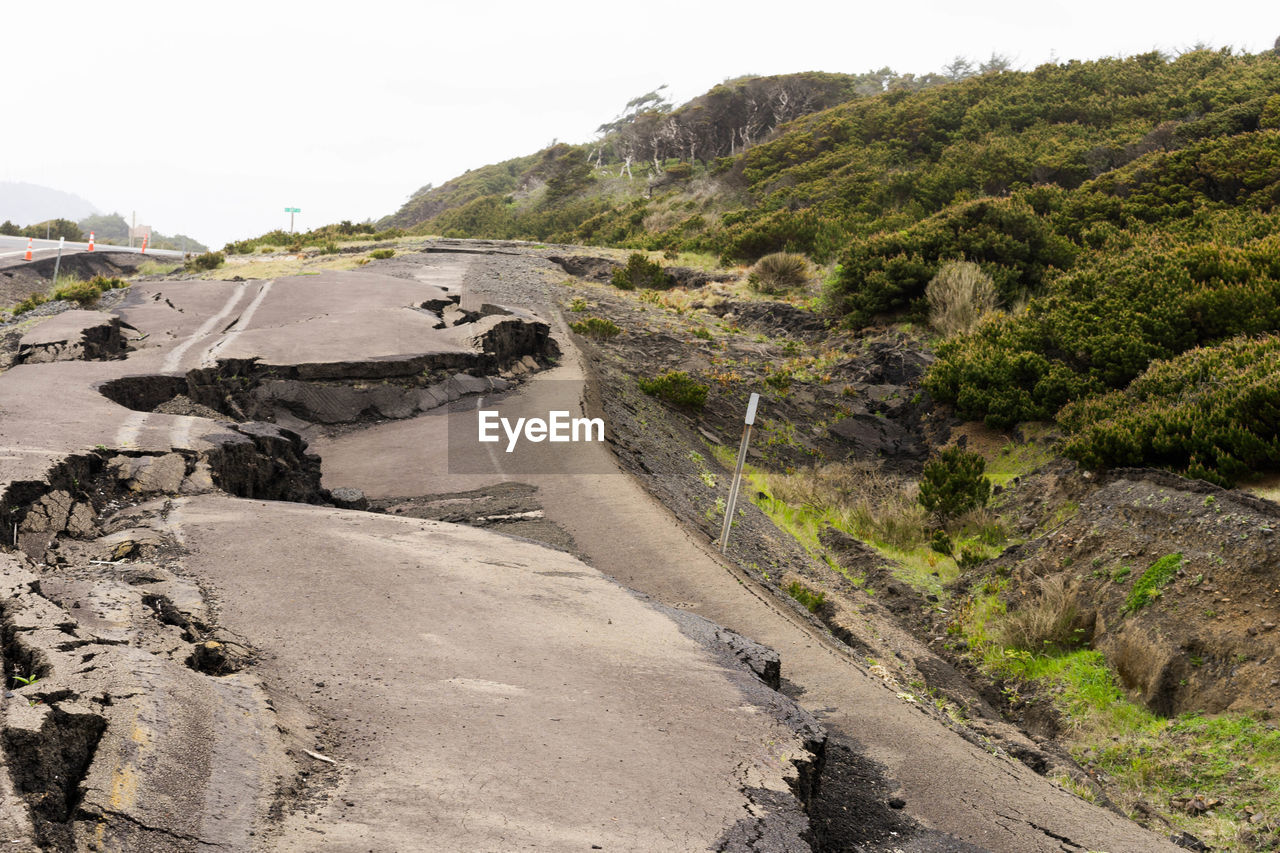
xmin=612 ymin=253 xmax=671 ymax=290
xmin=830 ymin=197 xmax=1076 ymax=324
xmin=926 ymin=237 xmax=1280 ymax=428
xmin=926 ymin=261 xmax=998 ymax=337
xmin=748 ymin=252 xmax=813 ymax=294
xmin=1059 ymin=335 xmax=1280 ymax=486
xmin=998 ymin=575 xmax=1085 ymax=651
xmin=569 ymin=316 xmax=621 ymax=340
xmin=637 ymin=371 xmax=708 ymax=409
xmin=369 ymin=248 xmax=395 ymax=259
xmin=52 ymin=279 xmax=105 ymax=305
xmin=12 ymin=292 xmax=48 ymax=314
xmin=918 ymin=447 xmax=991 ymax=519
xmin=185 ymin=251 xmax=225 ymax=272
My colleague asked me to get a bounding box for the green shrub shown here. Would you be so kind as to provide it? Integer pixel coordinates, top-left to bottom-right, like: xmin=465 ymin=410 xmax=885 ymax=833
xmin=612 ymin=253 xmax=670 ymax=290
xmin=369 ymin=248 xmax=395 ymax=259
xmin=748 ymin=252 xmax=812 ymax=294
xmin=568 ymin=297 xmax=588 ymax=312
xmin=1124 ymin=553 xmax=1182 ymax=612
xmin=637 ymin=370 xmax=708 ymax=409
xmin=691 ymin=326 xmax=713 ymax=340
xmin=320 ymin=242 xmax=339 ymax=255
xmin=926 ymin=260 xmax=998 ymax=337
xmin=830 ymin=197 xmax=1076 ymax=324
xmin=569 ymin=316 xmax=621 ymax=340
xmin=12 ymin=292 xmax=48 ymax=314
xmin=185 ymin=251 xmax=225 ymax=272
xmin=52 ymin=279 xmax=104 ymax=305
xmin=787 ymin=581 xmax=827 ymax=614
xmin=918 ymin=447 xmax=991 ymax=519
xmin=1060 ymin=335 xmax=1280 ymax=486
xmin=929 ymin=529 xmax=953 ymax=555
xmin=926 ymin=237 xmax=1280 ymax=428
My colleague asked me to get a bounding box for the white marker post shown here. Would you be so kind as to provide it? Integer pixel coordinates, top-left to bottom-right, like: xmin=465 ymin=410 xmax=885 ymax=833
xmin=719 ymin=392 xmax=760 ymax=553
xmin=51 ymin=237 xmax=65 ymax=285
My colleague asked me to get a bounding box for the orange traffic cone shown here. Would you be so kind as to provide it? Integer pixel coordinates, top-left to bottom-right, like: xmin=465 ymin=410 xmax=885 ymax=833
xmin=88 ymin=232 xmax=95 ymax=252
xmin=23 ymin=237 xmax=32 ymax=261
xmin=140 ymin=234 xmax=148 ymax=255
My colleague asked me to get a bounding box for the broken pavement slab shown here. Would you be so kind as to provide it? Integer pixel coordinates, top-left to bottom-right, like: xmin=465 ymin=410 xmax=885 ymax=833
xmin=156 ymin=495 xmax=825 ymax=852
xmin=16 ymin=310 xmax=133 ymax=365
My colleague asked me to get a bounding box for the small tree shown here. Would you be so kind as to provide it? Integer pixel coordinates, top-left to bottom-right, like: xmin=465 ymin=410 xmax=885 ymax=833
xmin=612 ymin=253 xmax=670 ymax=290
xmin=926 ymin=260 xmax=998 ymax=338
xmin=918 ymin=446 xmax=990 ymax=519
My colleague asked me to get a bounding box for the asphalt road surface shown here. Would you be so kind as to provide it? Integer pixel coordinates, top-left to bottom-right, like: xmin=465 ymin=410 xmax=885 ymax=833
xmin=0 ymin=261 xmax=825 ymax=851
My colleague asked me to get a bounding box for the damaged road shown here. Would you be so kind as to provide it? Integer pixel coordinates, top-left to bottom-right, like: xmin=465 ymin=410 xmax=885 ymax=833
xmin=0 ymin=252 xmax=828 ymax=850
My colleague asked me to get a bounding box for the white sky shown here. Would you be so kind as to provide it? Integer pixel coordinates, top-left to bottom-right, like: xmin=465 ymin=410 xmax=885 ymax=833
xmin=1 ymin=0 xmax=1274 ymax=248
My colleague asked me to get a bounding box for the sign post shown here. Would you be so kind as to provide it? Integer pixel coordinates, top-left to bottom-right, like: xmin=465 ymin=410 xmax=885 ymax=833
xmin=284 ymin=207 xmax=301 ymax=233
xmin=51 ymin=237 xmax=65 ymax=285
xmin=718 ymin=392 xmax=760 ymax=553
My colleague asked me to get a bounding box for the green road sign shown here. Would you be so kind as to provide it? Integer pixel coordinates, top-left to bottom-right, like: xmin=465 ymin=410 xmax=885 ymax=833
xmin=284 ymin=207 xmax=301 ymax=213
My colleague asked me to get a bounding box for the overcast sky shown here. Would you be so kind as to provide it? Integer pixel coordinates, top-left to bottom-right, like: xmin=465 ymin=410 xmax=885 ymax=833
xmin=1 ymin=0 xmax=1274 ymax=248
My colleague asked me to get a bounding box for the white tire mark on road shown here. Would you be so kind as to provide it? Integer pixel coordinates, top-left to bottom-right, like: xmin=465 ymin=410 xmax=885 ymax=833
xmin=201 ymin=279 xmax=274 ymax=367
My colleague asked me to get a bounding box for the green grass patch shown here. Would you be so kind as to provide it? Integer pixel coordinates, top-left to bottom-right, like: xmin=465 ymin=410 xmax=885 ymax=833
xmin=1125 ymin=553 xmax=1182 ymax=613
xmin=787 ymin=581 xmax=827 ymax=613
xmin=985 ymin=439 xmax=1055 ymax=488
xmin=954 ymin=573 xmax=1280 ymax=850
xmin=12 ymin=275 xmax=127 ymax=314
xmin=369 ymin=248 xmax=395 ymax=259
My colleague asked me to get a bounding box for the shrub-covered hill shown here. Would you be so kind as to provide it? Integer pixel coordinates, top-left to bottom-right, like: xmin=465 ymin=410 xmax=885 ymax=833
xmin=384 ymin=46 xmax=1280 ymax=484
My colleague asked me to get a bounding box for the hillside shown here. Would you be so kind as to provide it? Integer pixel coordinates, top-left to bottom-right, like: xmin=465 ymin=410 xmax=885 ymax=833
xmin=382 ymin=47 xmax=1280 ymax=487
xmin=0 ymin=181 xmax=97 ymax=225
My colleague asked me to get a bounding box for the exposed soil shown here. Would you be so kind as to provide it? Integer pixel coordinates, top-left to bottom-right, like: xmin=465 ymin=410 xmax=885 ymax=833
xmin=973 ymin=467 xmax=1280 ymax=716
xmin=0 ymin=251 xmax=156 ymax=309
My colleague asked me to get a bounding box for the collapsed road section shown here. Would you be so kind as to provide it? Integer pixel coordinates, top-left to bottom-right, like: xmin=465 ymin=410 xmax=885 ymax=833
xmin=0 ymin=255 xmax=829 ymax=851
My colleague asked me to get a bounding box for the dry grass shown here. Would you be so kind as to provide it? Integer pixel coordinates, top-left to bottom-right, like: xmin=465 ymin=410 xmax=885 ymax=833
xmin=766 ymin=462 xmax=929 ymax=551
xmin=927 ymin=260 xmax=998 ymax=337
xmin=997 ymin=574 xmax=1085 ymax=652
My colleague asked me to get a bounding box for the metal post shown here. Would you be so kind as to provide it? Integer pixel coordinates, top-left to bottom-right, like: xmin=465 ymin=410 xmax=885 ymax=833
xmin=719 ymin=392 xmax=760 ymax=553
xmin=52 ymin=237 xmax=65 ymax=285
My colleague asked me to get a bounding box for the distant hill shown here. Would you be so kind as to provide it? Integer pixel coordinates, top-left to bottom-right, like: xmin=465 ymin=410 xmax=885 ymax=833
xmin=0 ymin=181 xmax=98 ymax=224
